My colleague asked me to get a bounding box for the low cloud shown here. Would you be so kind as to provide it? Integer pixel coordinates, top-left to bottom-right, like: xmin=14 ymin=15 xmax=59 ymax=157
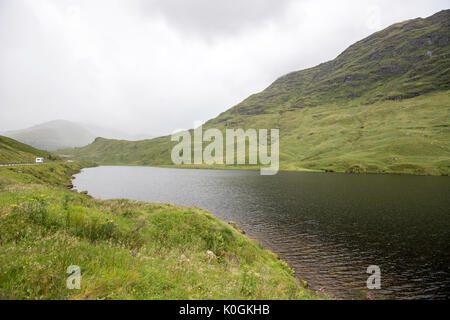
xmin=139 ymin=0 xmax=294 ymax=39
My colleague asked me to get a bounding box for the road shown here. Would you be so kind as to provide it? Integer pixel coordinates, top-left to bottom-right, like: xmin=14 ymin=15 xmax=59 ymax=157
xmin=0 ymin=163 xmax=44 ymax=167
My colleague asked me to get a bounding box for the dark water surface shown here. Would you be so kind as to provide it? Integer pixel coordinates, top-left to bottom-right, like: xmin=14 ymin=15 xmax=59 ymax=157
xmin=73 ymin=166 xmax=450 ymax=299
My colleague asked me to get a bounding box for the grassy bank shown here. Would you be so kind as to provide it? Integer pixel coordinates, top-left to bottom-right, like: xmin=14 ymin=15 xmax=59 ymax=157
xmin=0 ymin=162 xmax=321 ymax=299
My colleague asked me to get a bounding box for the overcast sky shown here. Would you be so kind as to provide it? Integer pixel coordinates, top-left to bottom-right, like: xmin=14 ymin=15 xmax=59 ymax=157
xmin=0 ymin=0 xmax=448 ymax=137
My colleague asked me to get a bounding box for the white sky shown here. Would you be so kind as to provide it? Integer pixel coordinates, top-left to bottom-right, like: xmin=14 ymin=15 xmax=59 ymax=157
xmin=0 ymin=0 xmax=448 ymax=136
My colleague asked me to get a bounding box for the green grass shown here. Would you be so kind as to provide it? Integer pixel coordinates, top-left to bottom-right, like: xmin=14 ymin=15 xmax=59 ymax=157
xmin=61 ymin=10 xmax=450 ymax=176
xmin=0 ymin=163 xmax=322 ymax=300
xmin=221 ymin=91 xmax=450 ymax=175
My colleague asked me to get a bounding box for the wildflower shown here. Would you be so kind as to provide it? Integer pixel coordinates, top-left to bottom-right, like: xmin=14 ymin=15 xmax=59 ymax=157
xmin=243 ymin=265 xmax=248 ymax=269
xmin=10 ymin=204 xmax=18 ymax=207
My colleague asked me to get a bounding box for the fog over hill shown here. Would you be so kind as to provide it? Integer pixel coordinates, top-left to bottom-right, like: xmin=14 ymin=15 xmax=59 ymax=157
xmin=3 ymin=120 xmax=154 ymax=150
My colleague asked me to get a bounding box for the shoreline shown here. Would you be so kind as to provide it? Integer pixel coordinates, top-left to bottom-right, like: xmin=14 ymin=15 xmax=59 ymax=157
xmin=72 ymin=161 xmax=450 ymax=177
xmin=72 ymin=166 xmax=330 ymax=298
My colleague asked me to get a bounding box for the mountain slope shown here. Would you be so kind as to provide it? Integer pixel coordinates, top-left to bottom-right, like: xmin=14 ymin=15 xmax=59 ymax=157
xmin=210 ymin=9 xmax=449 ymax=120
xmin=0 ymin=135 xmax=55 ymax=164
xmin=65 ymin=10 xmax=450 ymax=175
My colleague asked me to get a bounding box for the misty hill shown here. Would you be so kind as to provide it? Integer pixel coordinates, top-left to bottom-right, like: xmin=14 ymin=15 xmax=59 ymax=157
xmin=0 ymin=135 xmax=55 ymax=164
xmin=4 ymin=120 xmax=95 ymax=150
xmin=66 ymin=10 xmax=450 ymax=175
xmin=3 ymin=120 xmax=150 ymax=150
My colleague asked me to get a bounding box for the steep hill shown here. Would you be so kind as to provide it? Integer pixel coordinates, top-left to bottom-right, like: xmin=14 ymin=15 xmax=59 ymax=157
xmin=0 ymin=135 xmax=55 ymax=164
xmin=213 ymin=9 xmax=449 ymax=117
xmin=65 ymin=10 xmax=450 ymax=175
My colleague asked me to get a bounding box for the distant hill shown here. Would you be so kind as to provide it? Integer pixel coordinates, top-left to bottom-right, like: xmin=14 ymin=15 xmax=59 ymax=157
xmin=3 ymin=120 xmax=95 ymax=150
xmin=66 ymin=10 xmax=450 ymax=175
xmin=0 ymin=135 xmax=55 ymax=164
xmin=2 ymin=120 xmax=151 ymax=150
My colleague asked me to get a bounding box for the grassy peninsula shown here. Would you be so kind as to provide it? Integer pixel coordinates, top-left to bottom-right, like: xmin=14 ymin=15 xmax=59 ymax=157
xmin=0 ymin=162 xmax=320 ymax=299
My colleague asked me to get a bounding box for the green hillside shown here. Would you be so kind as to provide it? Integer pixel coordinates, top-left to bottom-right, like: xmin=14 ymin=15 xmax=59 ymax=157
xmin=0 ymin=135 xmax=56 ymax=164
xmin=63 ymin=10 xmax=450 ymax=175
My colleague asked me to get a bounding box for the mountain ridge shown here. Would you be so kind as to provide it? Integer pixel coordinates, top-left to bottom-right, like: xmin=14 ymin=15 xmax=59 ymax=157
xmin=210 ymin=9 xmax=449 ymax=122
